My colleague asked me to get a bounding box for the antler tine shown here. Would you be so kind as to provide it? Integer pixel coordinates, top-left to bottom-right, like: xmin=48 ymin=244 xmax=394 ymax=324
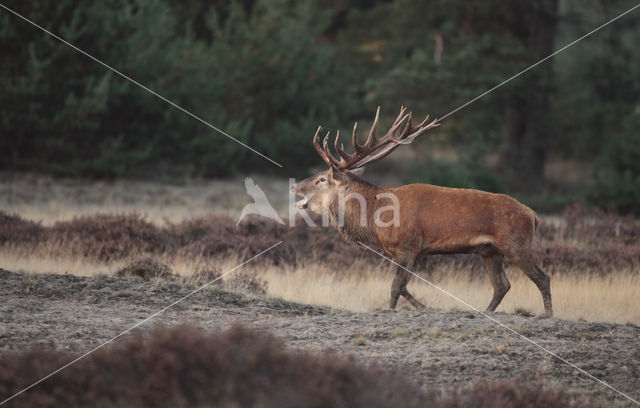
xmin=416 ymin=114 xmax=430 ymax=128
xmin=392 ymin=106 xmax=408 ymax=128
xmin=311 ymin=107 xmax=439 ymax=170
xmin=389 ymin=112 xmax=411 ymax=137
xmin=322 ymin=131 xmax=333 ymax=160
xmin=386 ymin=106 xmax=409 ymax=139
xmin=334 ymin=130 xmax=352 ymax=166
xmin=314 ymin=130 xmax=340 ymax=167
xmin=397 ymin=116 xmax=441 ymax=145
xmin=400 ymin=112 xmax=414 ymax=139
xmin=351 ymin=121 xmax=362 ymax=153
xmin=349 ymin=107 xmax=439 ymax=168
xmin=395 ymin=113 xmax=419 ymax=144
xmin=363 ymin=106 xmax=380 ymax=148
xmin=388 ymin=112 xmax=413 ymax=143
xmin=312 ymin=126 xmax=329 ymax=165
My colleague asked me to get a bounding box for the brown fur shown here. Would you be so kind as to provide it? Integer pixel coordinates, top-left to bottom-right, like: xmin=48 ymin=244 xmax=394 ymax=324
xmin=292 ymin=169 xmax=553 ymax=316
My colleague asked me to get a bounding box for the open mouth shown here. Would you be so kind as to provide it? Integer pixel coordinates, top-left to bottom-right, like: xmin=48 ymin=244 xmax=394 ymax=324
xmin=295 ymin=196 xmax=309 ymax=209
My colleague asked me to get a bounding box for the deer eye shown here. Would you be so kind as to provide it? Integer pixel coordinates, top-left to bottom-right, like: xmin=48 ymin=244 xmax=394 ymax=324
xmin=319 ymin=177 xmax=326 ymax=182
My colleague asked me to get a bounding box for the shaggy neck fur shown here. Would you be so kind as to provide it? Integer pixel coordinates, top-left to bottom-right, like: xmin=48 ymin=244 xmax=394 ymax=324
xmin=326 ymin=177 xmax=381 ymax=247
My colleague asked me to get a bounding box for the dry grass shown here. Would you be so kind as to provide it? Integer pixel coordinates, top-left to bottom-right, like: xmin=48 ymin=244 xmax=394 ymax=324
xmin=2 ymin=174 xmax=639 ymax=326
xmin=3 ymin=243 xmax=636 ymax=325
xmin=263 ymin=265 xmax=640 ymax=325
xmin=0 ymin=244 xmax=118 ymax=277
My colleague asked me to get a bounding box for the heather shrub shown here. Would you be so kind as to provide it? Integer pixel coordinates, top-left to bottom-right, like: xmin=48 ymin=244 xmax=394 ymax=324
xmin=441 ymin=377 xmax=602 ymax=408
xmin=1 ymin=210 xmax=638 ymax=276
xmin=48 ymin=213 xmax=170 ymax=261
xmin=175 ymin=215 xmax=294 ymax=264
xmin=0 ymin=324 xmax=601 ymax=408
xmin=180 ymin=232 xmax=294 ymax=266
xmin=563 ymin=203 xmax=639 ymax=243
xmin=223 ymin=271 xmax=268 ymax=296
xmin=0 ymin=325 xmax=431 ymax=408
xmin=0 ymin=212 xmax=46 ymax=244
xmin=180 ymin=232 xmax=249 ymax=258
xmin=535 ymin=218 xmax=562 ymax=242
xmin=188 ymin=266 xmax=267 ymax=296
xmin=115 ymin=257 xmax=177 ymax=281
xmin=533 ymin=243 xmax=639 ymax=275
xmin=169 ymin=214 xmax=239 ymax=247
xmin=189 ymin=267 xmax=222 ymax=285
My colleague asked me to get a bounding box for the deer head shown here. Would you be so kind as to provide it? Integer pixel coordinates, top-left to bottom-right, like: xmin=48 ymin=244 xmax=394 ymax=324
xmin=291 ymin=107 xmax=439 ymax=214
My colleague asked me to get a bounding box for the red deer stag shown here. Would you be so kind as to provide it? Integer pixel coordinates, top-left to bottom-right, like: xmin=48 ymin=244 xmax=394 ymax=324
xmin=291 ymin=107 xmax=553 ymax=317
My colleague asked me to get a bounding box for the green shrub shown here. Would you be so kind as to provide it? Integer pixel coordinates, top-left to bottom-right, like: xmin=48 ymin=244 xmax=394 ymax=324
xmin=589 ymin=114 xmax=640 ymax=215
xmin=0 ymin=0 xmax=355 ymax=177
xmin=405 ymin=147 xmax=503 ymax=193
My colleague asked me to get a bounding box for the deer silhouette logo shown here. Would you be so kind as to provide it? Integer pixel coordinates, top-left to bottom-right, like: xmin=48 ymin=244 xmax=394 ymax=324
xmin=237 ymin=177 xmax=285 ymax=225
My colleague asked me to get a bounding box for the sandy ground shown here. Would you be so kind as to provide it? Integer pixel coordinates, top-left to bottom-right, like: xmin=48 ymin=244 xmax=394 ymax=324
xmin=1 ymin=269 xmax=639 ymax=407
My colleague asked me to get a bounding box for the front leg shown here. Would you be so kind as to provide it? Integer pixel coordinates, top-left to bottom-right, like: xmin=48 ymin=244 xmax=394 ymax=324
xmin=389 ymin=255 xmax=424 ymax=310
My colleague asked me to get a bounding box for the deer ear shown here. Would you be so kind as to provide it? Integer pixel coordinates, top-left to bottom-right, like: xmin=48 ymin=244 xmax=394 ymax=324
xmin=329 ymin=166 xmax=350 ymax=184
xmin=349 ymin=167 xmax=365 ymax=177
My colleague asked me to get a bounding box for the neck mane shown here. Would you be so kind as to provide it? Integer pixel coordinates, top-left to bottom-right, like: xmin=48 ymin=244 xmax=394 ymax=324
xmin=326 ymin=177 xmax=381 ymax=246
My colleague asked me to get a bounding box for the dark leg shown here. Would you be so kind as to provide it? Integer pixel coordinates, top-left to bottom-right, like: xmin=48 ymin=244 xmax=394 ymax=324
xmin=506 ymin=250 xmax=553 ymax=317
xmin=390 ymin=255 xmax=424 ymax=310
xmin=482 ymin=254 xmax=511 ymax=312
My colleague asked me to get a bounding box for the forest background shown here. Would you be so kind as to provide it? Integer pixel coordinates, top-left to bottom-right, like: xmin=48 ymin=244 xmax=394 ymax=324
xmin=1 ymin=0 xmax=639 ymax=214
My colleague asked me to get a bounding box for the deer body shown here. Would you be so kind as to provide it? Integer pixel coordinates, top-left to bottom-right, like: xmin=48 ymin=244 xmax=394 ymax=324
xmin=293 ymin=107 xmax=552 ymax=316
xmin=377 ymin=183 xmax=537 ymax=256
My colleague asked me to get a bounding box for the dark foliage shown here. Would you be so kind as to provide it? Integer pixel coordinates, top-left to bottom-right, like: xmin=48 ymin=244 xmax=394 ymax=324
xmin=0 ymin=0 xmax=354 ymax=178
xmin=0 ymin=324 xmax=600 ymax=408
xmin=2 ymin=0 xmax=638 ymax=205
xmin=590 ymin=116 xmax=640 ymax=216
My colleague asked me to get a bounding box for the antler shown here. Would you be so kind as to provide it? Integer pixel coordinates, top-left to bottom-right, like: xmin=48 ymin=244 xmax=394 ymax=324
xmin=312 ymin=106 xmax=440 ymax=170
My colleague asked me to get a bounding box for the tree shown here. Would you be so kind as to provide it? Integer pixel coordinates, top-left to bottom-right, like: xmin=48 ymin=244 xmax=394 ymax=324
xmin=335 ymin=0 xmax=560 ymax=188
xmin=0 ymin=0 xmax=355 ymax=177
xmin=498 ymin=0 xmax=559 ymax=185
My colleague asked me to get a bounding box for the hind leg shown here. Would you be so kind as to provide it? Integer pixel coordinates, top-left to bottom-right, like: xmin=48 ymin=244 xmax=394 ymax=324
xmin=482 ymin=254 xmax=511 ymax=312
xmin=505 ymin=250 xmax=553 ymax=317
xmin=390 ymin=255 xmax=424 ymax=310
